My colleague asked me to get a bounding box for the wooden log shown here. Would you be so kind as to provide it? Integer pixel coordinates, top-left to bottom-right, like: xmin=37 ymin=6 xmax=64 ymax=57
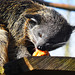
xmin=4 ymin=56 xmax=75 ymax=75
xmin=33 ymin=0 xmax=75 ymax=11
xmin=24 ymin=56 xmax=75 ymax=71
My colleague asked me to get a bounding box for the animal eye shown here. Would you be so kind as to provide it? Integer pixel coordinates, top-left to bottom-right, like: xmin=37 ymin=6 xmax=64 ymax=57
xmin=38 ymin=33 xmax=42 ymax=38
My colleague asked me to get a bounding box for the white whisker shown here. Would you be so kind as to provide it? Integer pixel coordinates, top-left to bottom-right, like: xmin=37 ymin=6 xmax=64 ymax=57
xmin=53 ymin=42 xmax=66 ymax=47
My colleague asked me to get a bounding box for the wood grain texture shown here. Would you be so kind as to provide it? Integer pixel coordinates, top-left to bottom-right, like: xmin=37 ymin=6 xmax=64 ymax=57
xmin=24 ymin=56 xmax=75 ymax=71
xmin=4 ymin=56 xmax=75 ymax=75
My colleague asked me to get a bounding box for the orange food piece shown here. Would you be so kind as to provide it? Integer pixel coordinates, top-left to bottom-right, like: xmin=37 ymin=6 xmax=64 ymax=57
xmin=32 ymin=49 xmax=50 ymax=56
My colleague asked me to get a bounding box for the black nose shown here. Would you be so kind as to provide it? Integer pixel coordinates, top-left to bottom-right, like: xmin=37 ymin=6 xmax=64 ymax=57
xmin=37 ymin=45 xmax=46 ymax=51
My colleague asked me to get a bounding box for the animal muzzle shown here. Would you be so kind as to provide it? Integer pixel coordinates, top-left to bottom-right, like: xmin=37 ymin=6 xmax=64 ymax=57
xmin=37 ymin=43 xmax=53 ymax=51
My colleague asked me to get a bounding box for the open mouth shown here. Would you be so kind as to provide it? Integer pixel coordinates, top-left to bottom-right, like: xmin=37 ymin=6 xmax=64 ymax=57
xmin=26 ymin=41 xmax=50 ymax=56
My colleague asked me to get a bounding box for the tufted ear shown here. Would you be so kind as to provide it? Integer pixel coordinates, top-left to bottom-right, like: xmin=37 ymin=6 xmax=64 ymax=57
xmin=25 ymin=14 xmax=41 ymax=24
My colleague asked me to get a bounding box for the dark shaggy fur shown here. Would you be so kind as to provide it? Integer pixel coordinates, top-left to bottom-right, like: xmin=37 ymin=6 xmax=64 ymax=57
xmin=0 ymin=1 xmax=75 ymax=65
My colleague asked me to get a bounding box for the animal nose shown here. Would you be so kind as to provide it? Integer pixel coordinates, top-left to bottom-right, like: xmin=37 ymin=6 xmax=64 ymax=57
xmin=37 ymin=43 xmax=51 ymax=51
xmin=37 ymin=45 xmax=46 ymax=51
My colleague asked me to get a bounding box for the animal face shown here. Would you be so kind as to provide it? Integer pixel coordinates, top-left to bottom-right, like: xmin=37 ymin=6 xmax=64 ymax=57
xmin=26 ymin=8 xmax=73 ymax=51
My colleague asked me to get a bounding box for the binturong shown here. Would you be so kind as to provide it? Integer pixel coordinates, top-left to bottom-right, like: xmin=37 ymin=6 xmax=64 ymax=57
xmin=26 ymin=8 xmax=75 ymax=51
xmin=0 ymin=1 xmax=75 ymax=60
xmin=27 ymin=12 xmax=75 ymax=51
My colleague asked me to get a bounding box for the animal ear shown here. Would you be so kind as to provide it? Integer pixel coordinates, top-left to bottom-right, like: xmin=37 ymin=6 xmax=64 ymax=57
xmin=25 ymin=14 xmax=41 ymax=24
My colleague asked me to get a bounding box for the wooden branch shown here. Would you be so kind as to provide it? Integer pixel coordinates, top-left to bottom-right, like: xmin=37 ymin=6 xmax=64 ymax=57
xmin=4 ymin=56 xmax=75 ymax=75
xmin=32 ymin=0 xmax=75 ymax=11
